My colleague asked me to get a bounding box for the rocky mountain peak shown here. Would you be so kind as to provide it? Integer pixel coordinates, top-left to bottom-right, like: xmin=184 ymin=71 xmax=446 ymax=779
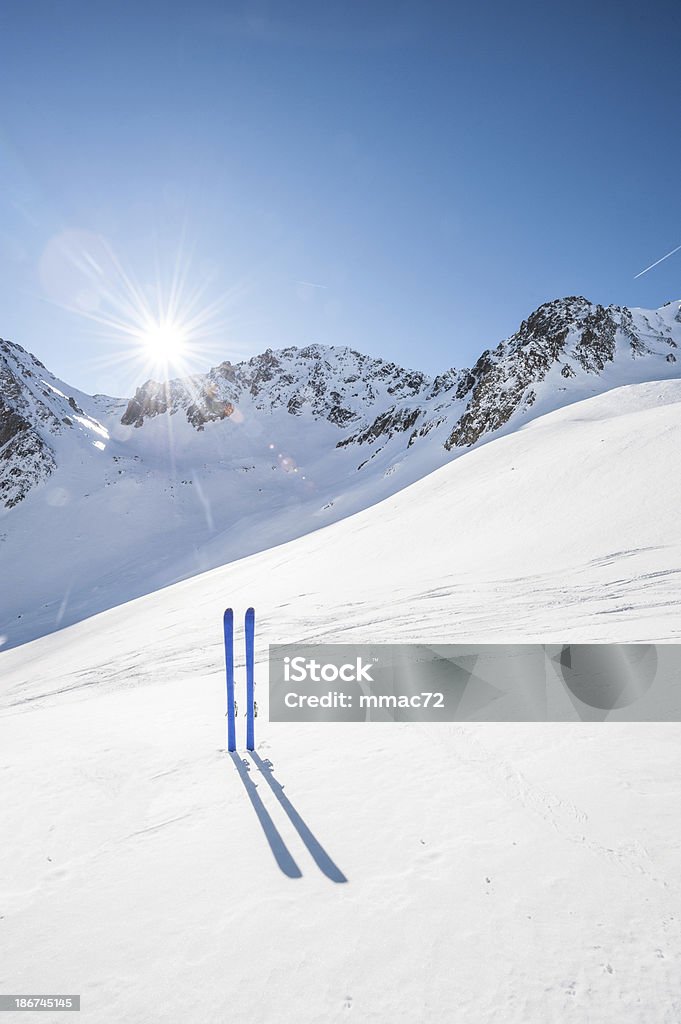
xmin=119 ymin=343 xmax=431 ymax=432
xmin=0 ymin=337 xmax=112 ymax=509
xmin=442 ymin=297 xmax=679 ymax=449
xmin=3 ymin=297 xmax=681 ymax=512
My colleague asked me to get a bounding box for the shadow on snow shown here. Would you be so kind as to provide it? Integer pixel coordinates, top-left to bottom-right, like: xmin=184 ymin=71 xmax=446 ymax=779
xmin=230 ymin=751 xmax=348 ymax=883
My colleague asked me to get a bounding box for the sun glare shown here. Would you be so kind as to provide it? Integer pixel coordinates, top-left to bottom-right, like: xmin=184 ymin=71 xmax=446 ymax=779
xmin=138 ymin=320 xmax=187 ymax=363
xmin=42 ymin=231 xmax=244 ymax=390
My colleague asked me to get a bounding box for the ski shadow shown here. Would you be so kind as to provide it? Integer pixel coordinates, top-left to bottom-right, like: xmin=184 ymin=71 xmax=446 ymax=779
xmin=229 ymin=752 xmax=302 ymax=879
xmin=250 ymin=751 xmax=348 ymax=884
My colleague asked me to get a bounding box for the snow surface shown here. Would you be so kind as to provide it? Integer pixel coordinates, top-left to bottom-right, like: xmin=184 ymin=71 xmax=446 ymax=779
xmin=1 ymin=379 xmax=681 ymax=1022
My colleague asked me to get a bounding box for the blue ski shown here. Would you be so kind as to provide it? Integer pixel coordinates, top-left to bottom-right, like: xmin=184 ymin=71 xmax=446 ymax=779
xmin=223 ymin=608 xmax=236 ymax=752
xmin=245 ymin=607 xmax=255 ymax=751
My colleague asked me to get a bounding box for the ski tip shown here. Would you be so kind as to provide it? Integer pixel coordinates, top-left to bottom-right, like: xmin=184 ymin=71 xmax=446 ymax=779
xmin=223 ymin=607 xmax=233 ymax=622
xmin=245 ymin=606 xmax=255 ymax=619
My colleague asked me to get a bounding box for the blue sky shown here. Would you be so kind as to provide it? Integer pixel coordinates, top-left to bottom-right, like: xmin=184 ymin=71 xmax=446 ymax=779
xmin=1 ymin=0 xmax=680 ymax=395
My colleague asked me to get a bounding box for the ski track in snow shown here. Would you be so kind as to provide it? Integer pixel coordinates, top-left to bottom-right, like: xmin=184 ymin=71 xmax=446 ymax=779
xmin=432 ymin=724 xmax=671 ymax=893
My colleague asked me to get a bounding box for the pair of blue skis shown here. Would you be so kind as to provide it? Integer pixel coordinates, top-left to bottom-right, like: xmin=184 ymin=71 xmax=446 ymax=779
xmin=223 ymin=607 xmax=255 ymax=752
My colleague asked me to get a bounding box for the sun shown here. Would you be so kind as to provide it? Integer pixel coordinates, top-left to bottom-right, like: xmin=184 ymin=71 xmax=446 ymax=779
xmin=138 ymin=319 xmax=187 ymax=364
xmin=47 ymin=233 xmax=239 ymax=387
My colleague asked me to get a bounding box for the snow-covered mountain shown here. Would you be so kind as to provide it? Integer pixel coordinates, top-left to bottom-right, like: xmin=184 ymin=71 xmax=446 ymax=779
xmin=1 ymin=295 xmax=680 ymax=649
xmin=117 ymin=294 xmax=680 ymax=450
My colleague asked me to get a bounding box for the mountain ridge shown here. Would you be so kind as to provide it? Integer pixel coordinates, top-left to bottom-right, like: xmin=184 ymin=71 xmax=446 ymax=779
xmin=2 ymin=294 xmax=680 ymax=513
xmin=2 ymin=294 xmax=681 ymax=649
xmin=116 ymin=295 xmax=681 ymax=451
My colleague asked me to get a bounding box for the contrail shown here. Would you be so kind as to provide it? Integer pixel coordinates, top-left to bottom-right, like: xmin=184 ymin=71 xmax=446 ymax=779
xmin=295 ymin=280 xmax=328 ymax=289
xmin=634 ymin=242 xmax=681 ymax=279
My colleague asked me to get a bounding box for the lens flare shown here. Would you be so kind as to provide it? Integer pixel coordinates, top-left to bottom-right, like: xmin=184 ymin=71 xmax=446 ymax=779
xmin=39 ymin=229 xmax=250 ymax=389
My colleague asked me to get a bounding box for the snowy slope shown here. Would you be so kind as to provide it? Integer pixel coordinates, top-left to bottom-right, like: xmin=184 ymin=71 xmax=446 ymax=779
xmin=1 ymin=379 xmax=680 ymax=1023
xmin=0 ymin=349 xmax=454 ymax=651
xmin=2 ymin=296 xmax=681 ymax=651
